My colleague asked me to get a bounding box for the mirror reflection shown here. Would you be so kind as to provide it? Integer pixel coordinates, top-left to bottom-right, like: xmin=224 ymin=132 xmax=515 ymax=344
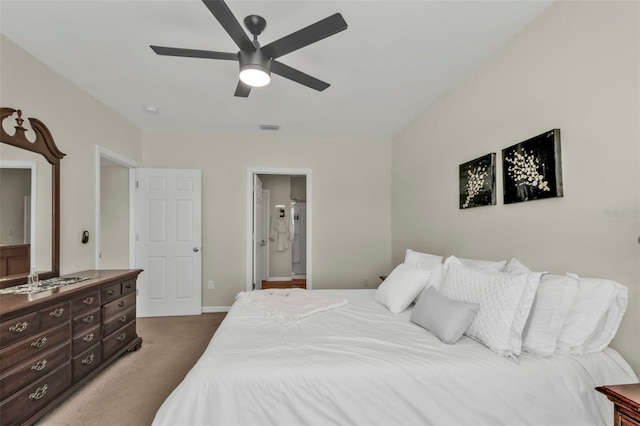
xmin=0 ymin=146 xmax=53 ymax=277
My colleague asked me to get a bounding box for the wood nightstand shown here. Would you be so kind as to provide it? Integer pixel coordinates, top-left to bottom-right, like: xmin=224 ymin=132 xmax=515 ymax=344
xmin=596 ymin=383 xmax=640 ymax=426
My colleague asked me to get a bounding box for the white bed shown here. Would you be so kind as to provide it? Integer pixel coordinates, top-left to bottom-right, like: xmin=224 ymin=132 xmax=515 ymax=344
xmin=152 ymin=289 xmax=638 ymax=426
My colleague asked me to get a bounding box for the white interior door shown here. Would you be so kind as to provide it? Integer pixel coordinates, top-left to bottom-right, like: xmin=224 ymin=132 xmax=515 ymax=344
xmin=136 ymin=168 xmax=202 ymax=317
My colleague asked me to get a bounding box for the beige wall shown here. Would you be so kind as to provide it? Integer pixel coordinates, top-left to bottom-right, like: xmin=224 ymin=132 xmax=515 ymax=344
xmin=100 ymin=164 xmax=130 ymax=269
xmin=142 ymin=131 xmax=392 ymax=308
xmin=0 ymin=35 xmax=143 ymax=275
xmin=391 ymin=1 xmax=640 ymax=374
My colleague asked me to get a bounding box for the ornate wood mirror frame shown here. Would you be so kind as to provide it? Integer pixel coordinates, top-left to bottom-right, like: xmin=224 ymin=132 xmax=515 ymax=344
xmin=0 ymin=107 xmax=65 ymax=288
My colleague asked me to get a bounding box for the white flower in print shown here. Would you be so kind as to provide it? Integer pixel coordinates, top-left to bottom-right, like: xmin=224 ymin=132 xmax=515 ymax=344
xmin=463 ymin=165 xmax=488 ymax=208
xmin=505 ymin=150 xmax=550 ymax=191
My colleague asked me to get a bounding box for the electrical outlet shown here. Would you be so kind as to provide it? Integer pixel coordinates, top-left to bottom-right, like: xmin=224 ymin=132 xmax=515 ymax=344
xmin=207 ymin=280 xmax=214 ymax=290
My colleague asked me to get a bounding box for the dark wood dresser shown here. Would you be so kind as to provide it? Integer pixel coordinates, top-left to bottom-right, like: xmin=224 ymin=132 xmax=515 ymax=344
xmin=0 ymin=269 xmax=142 ymax=425
xmin=597 ymin=383 xmax=640 ymax=426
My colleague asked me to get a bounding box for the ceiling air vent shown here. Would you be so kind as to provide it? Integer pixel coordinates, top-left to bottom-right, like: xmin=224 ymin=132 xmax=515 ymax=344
xmin=259 ymin=124 xmax=280 ymax=131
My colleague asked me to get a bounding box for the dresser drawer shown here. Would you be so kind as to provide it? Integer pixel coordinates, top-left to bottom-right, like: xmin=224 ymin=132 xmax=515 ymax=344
xmin=71 ymin=291 xmax=101 ymax=316
xmin=103 ymin=320 xmax=136 ymax=361
xmin=619 ymin=406 xmax=640 ymax=426
xmin=72 ymin=344 xmax=101 ymax=382
xmin=102 ymin=282 xmax=122 ymax=304
xmin=72 ymin=308 xmax=101 ymax=336
xmin=0 ymin=312 xmax=39 ymax=346
xmin=103 ymin=292 xmax=136 ymax=321
xmin=0 ymin=323 xmax=70 ymax=372
xmin=122 ymin=278 xmax=136 ymax=295
xmin=72 ymin=326 xmax=100 ymax=356
xmin=0 ymin=343 xmax=69 ymax=399
xmin=40 ymin=302 xmax=70 ymax=329
xmin=103 ymin=307 xmax=135 ymax=337
xmin=0 ymin=361 xmax=71 ymax=426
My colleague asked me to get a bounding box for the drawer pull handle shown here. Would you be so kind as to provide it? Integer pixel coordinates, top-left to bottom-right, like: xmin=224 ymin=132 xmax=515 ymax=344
xmin=82 ymin=333 xmax=94 ymax=342
xmin=117 ymin=332 xmax=127 ymax=342
xmin=82 ymin=296 xmax=94 ymax=305
xmin=31 ymin=337 xmax=48 ymax=348
xmin=31 ymin=359 xmax=48 ymax=372
xmin=107 ymin=289 xmax=116 ymax=296
xmin=49 ymin=308 xmax=65 ymax=318
xmin=83 ymin=315 xmax=94 ymax=323
xmin=29 ymin=384 xmax=48 ymax=401
xmin=119 ymin=315 xmax=127 ymax=323
xmin=125 ymin=283 xmax=132 ymax=289
xmin=9 ymin=322 xmax=28 ymax=333
xmin=82 ymin=353 xmax=95 ymax=366
xmin=118 ymin=300 xmax=126 ymax=308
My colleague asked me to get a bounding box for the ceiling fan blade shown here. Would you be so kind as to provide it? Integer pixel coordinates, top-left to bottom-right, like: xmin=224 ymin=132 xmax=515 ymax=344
xmin=150 ymin=45 xmax=238 ymax=61
xmin=234 ymin=81 xmax=252 ymax=97
xmin=271 ymin=61 xmax=330 ymax=92
xmin=202 ymin=0 xmax=255 ymax=52
xmin=262 ymin=13 xmax=347 ymax=60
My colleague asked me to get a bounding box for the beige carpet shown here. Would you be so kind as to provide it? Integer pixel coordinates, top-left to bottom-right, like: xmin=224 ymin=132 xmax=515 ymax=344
xmin=38 ymin=312 xmax=226 ymax=426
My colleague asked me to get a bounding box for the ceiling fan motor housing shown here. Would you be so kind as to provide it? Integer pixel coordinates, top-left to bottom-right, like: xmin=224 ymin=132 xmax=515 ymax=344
xmin=239 ymin=49 xmax=272 ymax=74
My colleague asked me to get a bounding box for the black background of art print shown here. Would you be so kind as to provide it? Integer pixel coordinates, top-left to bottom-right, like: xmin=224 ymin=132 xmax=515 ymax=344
xmin=459 ymin=153 xmax=496 ymax=209
xmin=502 ymin=129 xmax=563 ymax=204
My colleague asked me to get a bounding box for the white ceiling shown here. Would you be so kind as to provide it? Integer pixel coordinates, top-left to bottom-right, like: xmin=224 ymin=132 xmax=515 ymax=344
xmin=0 ymin=1 xmax=552 ymax=139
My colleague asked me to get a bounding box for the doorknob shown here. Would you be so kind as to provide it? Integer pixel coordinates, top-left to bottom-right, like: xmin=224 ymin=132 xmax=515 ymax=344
xmin=260 ymin=240 xmax=266 ymax=247
xmin=193 ymin=247 xmax=200 ymax=252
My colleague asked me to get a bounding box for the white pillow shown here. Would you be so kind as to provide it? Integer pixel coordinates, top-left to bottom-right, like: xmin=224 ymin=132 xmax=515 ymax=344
xmin=406 ymin=250 xmax=444 ymax=302
xmin=375 ymin=264 xmax=431 ymax=314
xmin=440 ymin=260 xmax=541 ymax=358
xmin=522 ymin=274 xmax=579 ymax=356
xmin=410 ymin=286 xmax=480 ymax=344
xmin=556 ymin=275 xmax=628 ymax=354
xmin=503 ymin=258 xmax=531 ymax=274
xmin=446 ymin=255 xmax=507 ymax=272
xmin=404 ymin=249 xmax=443 ymax=270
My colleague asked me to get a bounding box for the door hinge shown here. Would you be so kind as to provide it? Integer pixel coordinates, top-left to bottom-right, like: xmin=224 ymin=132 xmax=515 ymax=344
xmin=135 ymin=180 xmax=139 ymax=188
xmin=136 ymin=234 xmax=139 ymax=242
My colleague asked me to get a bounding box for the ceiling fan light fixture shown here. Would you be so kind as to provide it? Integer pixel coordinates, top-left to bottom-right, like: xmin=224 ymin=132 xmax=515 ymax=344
xmin=239 ymin=66 xmax=271 ymax=87
xmin=238 ymin=49 xmax=272 ymax=87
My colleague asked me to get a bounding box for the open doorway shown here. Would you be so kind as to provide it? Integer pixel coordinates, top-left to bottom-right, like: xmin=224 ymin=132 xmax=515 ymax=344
xmin=246 ymin=168 xmax=312 ymax=291
xmin=95 ymin=146 xmax=139 ymax=269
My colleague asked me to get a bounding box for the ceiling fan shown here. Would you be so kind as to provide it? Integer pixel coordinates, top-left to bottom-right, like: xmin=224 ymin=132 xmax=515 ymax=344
xmin=150 ymin=0 xmax=348 ymax=97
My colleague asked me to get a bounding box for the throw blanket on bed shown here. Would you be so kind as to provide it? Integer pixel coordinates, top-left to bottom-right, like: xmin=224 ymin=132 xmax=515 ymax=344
xmin=237 ymin=288 xmax=347 ymax=321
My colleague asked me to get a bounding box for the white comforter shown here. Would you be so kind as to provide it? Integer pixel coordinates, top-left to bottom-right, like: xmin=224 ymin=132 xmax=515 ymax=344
xmin=153 ymin=290 xmax=638 ymax=426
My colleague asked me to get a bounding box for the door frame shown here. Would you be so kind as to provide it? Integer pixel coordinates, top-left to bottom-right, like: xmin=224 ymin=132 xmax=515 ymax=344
xmin=246 ymin=167 xmax=312 ymax=291
xmin=94 ymin=146 xmax=140 ymax=269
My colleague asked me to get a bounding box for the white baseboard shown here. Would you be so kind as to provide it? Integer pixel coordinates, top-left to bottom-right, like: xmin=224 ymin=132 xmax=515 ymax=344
xmin=267 ymin=276 xmax=292 ymax=281
xmin=202 ymin=306 xmax=231 ymax=313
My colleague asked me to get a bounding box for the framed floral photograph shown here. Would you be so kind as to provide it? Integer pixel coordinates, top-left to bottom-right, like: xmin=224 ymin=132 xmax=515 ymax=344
xmin=502 ymin=129 xmax=563 ymax=204
xmin=459 ymin=153 xmax=496 ymax=209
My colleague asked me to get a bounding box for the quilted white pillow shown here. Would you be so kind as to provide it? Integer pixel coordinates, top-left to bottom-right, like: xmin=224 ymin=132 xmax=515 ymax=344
xmin=556 ymin=275 xmax=628 ymax=354
xmin=503 ymin=258 xmax=532 ymax=274
xmin=454 ymin=256 xmax=507 ymax=271
xmin=521 ymin=274 xmax=579 ymax=356
xmin=440 ymin=260 xmax=541 ymax=358
xmin=375 ymin=264 xmax=431 ymax=314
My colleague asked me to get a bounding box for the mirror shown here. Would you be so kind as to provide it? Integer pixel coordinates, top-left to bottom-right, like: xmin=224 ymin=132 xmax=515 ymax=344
xmin=0 ymin=108 xmax=65 ymax=288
